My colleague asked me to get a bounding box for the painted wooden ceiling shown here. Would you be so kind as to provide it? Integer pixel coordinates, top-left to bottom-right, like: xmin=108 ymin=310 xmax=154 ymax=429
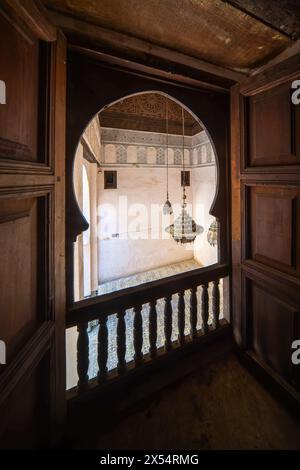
xmin=44 ymin=0 xmax=299 ymax=73
xmin=99 ymin=93 xmax=202 ymax=136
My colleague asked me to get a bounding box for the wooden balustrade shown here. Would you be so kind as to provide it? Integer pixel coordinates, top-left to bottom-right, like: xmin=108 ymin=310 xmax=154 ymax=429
xmin=164 ymin=295 xmax=173 ymax=352
xmin=149 ymin=300 xmax=157 ymax=359
xmin=133 ymin=305 xmax=143 ymax=365
xmin=178 ymin=290 xmax=185 ymax=345
xmin=212 ymin=279 xmax=220 ymax=329
xmin=97 ymin=314 xmax=108 ymax=383
xmin=77 ymin=322 xmax=89 ymax=391
xmin=116 ymin=309 xmax=126 ymax=374
xmin=68 ymin=264 xmax=228 ymax=396
xmin=189 ymin=286 xmax=198 ymax=340
xmin=201 ymin=283 xmax=209 ymax=334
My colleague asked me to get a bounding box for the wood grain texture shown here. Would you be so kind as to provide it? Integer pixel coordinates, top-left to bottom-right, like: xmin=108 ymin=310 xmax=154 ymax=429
xmin=249 ymin=281 xmax=297 ymax=384
xmin=0 ymin=11 xmax=39 ymax=162
xmin=44 ymin=0 xmax=291 ymax=73
xmin=247 ymin=82 xmax=300 ymax=168
xmin=2 ymin=0 xmax=56 ymax=41
xmin=0 ymin=5 xmax=66 ymax=447
xmin=226 ymin=0 xmax=300 ymax=39
xmin=232 ymin=53 xmax=300 ymax=401
xmin=249 ymin=187 xmax=298 ymax=269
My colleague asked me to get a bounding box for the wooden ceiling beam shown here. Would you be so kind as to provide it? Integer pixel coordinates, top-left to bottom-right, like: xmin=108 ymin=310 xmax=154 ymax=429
xmin=250 ymin=38 xmax=300 ymax=77
xmin=223 ymin=0 xmax=300 ymax=40
xmin=69 ymin=44 xmax=230 ymax=94
xmin=48 ymin=9 xmax=246 ymax=83
xmin=240 ymin=51 xmax=300 ymax=96
xmin=2 ymin=0 xmax=57 ymax=41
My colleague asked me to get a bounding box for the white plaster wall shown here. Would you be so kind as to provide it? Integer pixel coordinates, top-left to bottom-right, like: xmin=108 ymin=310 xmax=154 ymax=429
xmin=73 ymin=143 xmax=83 ymax=302
xmin=192 ymin=166 xmax=218 ymax=266
xmin=97 ymin=167 xmax=195 ymax=283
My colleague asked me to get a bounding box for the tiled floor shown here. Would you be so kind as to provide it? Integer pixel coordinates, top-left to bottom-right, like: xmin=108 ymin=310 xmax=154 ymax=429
xmin=97 ymin=258 xmax=202 ymax=295
xmin=87 ymin=259 xmax=224 ymax=380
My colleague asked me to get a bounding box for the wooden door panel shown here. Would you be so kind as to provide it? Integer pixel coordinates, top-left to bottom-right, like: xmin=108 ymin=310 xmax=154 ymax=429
xmin=0 ymin=191 xmax=52 ymax=365
xmin=0 ymin=10 xmax=39 ymax=162
xmin=0 ymin=196 xmax=38 ymax=362
xmin=246 ymin=184 xmax=300 ymax=275
xmin=247 ymin=280 xmax=298 ymax=384
xmin=0 ymin=2 xmax=66 ymax=448
xmin=246 ymin=81 xmax=300 ymax=168
xmin=232 ymin=60 xmax=300 ymax=401
xmin=0 ymin=351 xmax=50 ymax=449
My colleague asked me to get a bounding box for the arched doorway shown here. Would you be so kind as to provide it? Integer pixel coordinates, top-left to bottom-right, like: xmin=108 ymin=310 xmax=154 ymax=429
xmin=66 ymin=54 xmax=230 ymax=392
xmin=73 ymin=92 xmax=219 ymax=300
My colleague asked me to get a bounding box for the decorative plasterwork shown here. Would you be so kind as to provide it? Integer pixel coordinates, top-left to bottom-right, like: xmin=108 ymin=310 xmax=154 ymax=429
xmin=101 ymin=128 xmax=209 ymax=147
xmin=100 ymin=128 xmax=214 ymax=167
xmin=99 ymin=93 xmax=202 ymax=135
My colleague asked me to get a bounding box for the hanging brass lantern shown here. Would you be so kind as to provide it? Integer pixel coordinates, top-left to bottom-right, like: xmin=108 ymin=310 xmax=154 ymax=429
xmin=166 ymin=206 xmax=203 ymax=244
xmin=166 ymin=107 xmax=203 ymax=244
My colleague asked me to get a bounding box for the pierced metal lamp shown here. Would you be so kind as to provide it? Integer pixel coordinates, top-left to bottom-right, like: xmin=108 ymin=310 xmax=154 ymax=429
xmin=166 ymin=206 xmax=203 ymax=244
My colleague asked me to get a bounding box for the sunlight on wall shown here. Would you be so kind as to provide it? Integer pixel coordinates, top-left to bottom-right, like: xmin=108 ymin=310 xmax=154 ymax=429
xmin=72 ymin=94 xmax=218 ymax=299
xmin=82 ymin=165 xmax=91 ymax=297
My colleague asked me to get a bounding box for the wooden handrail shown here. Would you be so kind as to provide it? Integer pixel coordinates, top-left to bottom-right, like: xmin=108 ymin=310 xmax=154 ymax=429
xmin=67 ymin=263 xmax=229 ymax=327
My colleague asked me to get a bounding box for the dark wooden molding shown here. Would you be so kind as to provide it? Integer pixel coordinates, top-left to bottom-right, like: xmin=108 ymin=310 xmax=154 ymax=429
xmin=48 ymin=9 xmax=245 ymax=84
xmin=0 ymin=209 xmax=30 ymax=225
xmin=250 ymin=39 xmax=300 ymax=77
xmin=0 ymin=136 xmax=34 ymax=161
xmin=70 ymin=44 xmax=231 ymax=94
xmin=0 ymin=158 xmax=54 ymax=175
xmin=240 ymin=53 xmax=300 ymax=96
xmin=2 ymin=0 xmax=56 ymax=42
xmin=0 ymin=322 xmax=54 ymax=405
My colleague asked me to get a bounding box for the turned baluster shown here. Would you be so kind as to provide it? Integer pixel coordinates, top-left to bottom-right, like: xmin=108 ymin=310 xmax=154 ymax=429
xmin=164 ymin=295 xmax=173 ymax=352
xmin=178 ymin=290 xmax=185 ymax=345
xmin=190 ymin=286 xmax=198 ymax=340
xmin=77 ymin=322 xmax=89 ymax=391
xmin=149 ymin=300 xmax=158 ymax=359
xmin=212 ymin=279 xmax=220 ymax=329
xmin=201 ymin=283 xmax=209 ymax=333
xmin=97 ymin=314 xmax=108 ymax=383
xmin=133 ymin=304 xmax=143 ymax=365
xmin=117 ymin=309 xmax=126 ymax=374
